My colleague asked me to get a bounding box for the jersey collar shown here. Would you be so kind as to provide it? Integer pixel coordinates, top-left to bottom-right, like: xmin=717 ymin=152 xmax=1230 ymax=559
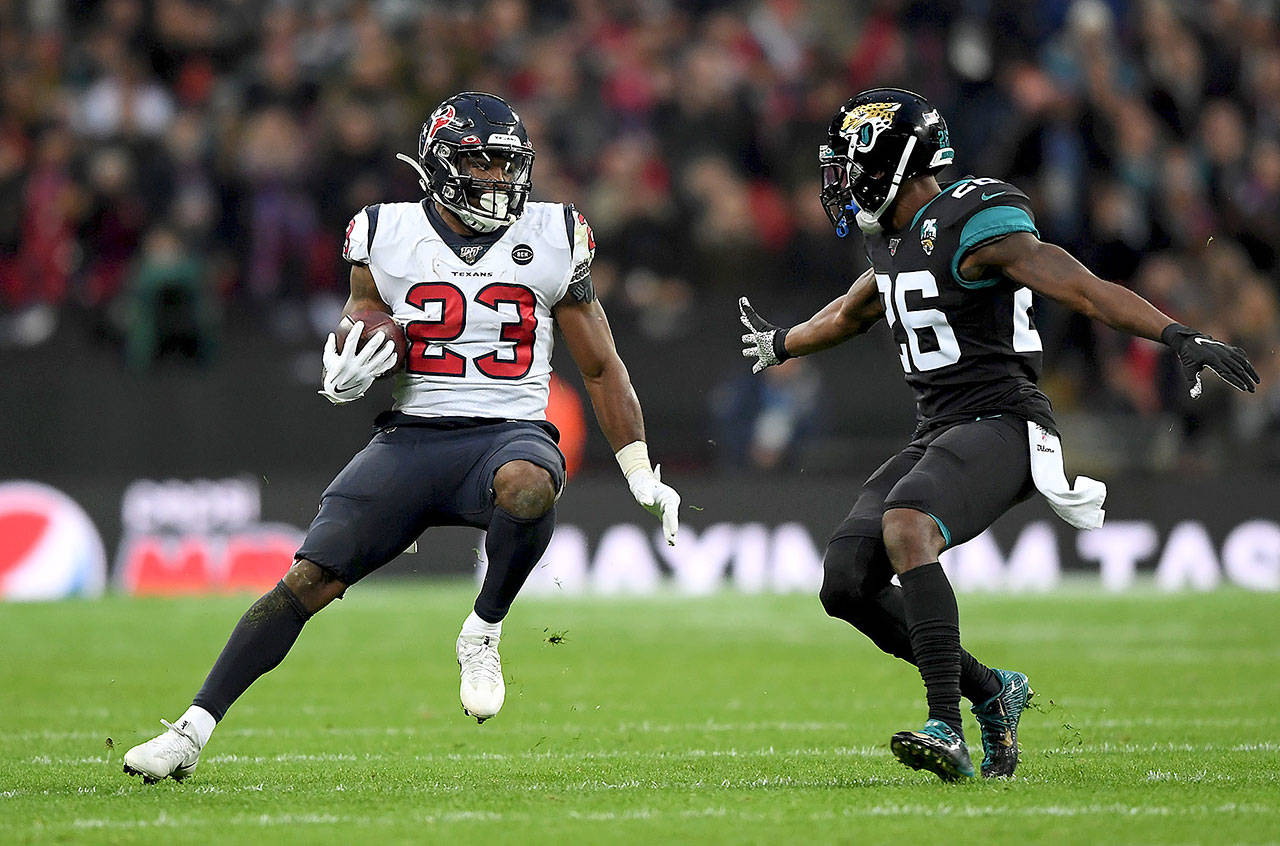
xmin=422 ymin=200 xmax=509 ymax=265
xmin=907 ymin=178 xmax=973 ymax=233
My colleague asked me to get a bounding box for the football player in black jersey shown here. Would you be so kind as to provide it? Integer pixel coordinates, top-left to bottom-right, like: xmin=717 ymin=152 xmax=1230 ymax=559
xmin=740 ymin=88 xmax=1258 ymax=781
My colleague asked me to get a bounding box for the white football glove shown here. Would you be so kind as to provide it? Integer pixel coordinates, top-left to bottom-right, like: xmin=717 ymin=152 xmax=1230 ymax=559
xmin=615 ymin=441 xmax=680 ymax=545
xmin=627 ymin=464 xmax=681 ymax=546
xmin=318 ymin=321 xmax=398 ymax=405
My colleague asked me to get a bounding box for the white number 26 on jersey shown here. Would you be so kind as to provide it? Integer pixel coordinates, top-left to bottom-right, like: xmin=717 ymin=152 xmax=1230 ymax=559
xmin=874 ymin=270 xmax=1040 ymax=373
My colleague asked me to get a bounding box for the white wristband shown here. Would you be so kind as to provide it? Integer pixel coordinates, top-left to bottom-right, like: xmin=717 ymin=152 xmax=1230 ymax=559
xmin=614 ymin=441 xmax=651 ymax=479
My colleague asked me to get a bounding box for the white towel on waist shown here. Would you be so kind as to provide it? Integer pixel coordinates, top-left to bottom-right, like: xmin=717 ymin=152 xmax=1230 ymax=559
xmin=1027 ymin=421 xmax=1106 ymax=530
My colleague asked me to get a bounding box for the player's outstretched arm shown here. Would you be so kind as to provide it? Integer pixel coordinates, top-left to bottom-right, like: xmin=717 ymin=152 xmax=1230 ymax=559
xmin=319 ymin=265 xmax=398 ymax=405
xmin=740 ymin=267 xmax=884 ymax=373
xmin=963 ymin=232 xmax=1260 ymax=397
xmin=555 ymin=296 xmax=680 ymax=545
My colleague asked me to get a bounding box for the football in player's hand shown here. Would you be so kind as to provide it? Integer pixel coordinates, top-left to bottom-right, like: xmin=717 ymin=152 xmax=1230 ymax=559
xmin=338 ymin=310 xmax=406 ymax=376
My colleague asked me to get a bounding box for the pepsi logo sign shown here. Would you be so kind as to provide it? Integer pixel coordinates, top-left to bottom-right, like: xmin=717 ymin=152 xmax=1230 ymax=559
xmin=0 ymin=481 xmax=106 ymax=600
xmin=113 ymin=477 xmax=306 ymax=596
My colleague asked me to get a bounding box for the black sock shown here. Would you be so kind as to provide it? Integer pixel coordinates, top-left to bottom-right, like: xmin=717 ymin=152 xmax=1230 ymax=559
xmin=473 ymin=505 xmax=556 ymax=624
xmin=962 ymin=653 xmax=1003 ymax=704
xmin=820 ymin=538 xmax=1001 ymax=704
xmin=868 ymin=585 xmax=1001 ymax=704
xmin=192 ymin=581 xmax=311 ymax=721
xmin=899 ymin=562 xmax=964 ymax=737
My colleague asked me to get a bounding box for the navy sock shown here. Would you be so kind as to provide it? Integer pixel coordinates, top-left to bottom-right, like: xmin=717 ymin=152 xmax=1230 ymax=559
xmin=192 ymin=581 xmax=311 ymax=721
xmin=474 ymin=505 xmax=556 ymax=624
xmin=899 ymin=562 xmax=964 ymax=737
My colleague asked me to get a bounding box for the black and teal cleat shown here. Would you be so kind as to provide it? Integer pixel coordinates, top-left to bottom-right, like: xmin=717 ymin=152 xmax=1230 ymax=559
xmin=890 ymin=718 xmax=975 ymax=781
xmin=971 ymin=668 xmax=1034 ymax=778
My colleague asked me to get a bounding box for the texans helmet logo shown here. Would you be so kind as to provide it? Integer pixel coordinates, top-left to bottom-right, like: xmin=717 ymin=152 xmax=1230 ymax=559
xmin=422 ymin=104 xmax=457 ymax=152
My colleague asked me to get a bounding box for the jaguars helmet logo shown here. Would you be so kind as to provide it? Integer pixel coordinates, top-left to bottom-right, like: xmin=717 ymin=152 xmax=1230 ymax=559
xmin=840 ymin=102 xmax=903 ymax=152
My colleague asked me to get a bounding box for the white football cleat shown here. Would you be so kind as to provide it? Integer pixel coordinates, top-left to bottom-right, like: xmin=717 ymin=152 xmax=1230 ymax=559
xmin=123 ymin=719 xmax=202 ymax=784
xmin=457 ymin=634 xmax=505 ymax=723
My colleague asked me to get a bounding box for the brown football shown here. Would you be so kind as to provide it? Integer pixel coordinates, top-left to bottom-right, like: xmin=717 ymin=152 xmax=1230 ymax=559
xmin=337 ymin=309 xmax=406 ymax=376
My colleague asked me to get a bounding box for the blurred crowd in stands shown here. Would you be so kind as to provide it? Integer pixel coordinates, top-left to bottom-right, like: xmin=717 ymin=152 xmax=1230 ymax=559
xmin=1 ymin=0 xmax=1279 ymax=469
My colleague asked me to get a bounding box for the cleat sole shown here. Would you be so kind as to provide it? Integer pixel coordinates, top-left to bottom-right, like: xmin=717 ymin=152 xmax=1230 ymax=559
xmin=890 ymin=733 xmax=974 ymax=782
xmin=462 ymin=707 xmax=493 ymax=725
xmin=123 ymin=764 xmax=159 ymax=785
xmin=124 ymin=762 xmax=195 ymax=784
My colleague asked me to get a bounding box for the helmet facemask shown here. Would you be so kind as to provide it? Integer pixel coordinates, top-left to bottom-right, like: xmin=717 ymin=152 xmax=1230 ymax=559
xmin=429 ymin=141 xmax=533 ymax=233
xmin=821 ymin=135 xmax=918 ymax=236
xmin=397 ymin=93 xmax=536 ymax=234
xmin=820 ymin=89 xmax=954 ymax=237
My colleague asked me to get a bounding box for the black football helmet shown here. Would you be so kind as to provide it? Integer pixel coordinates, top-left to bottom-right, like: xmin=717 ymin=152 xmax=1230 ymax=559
xmin=397 ymin=92 xmax=534 ymax=233
xmin=819 ymin=88 xmax=954 ymax=236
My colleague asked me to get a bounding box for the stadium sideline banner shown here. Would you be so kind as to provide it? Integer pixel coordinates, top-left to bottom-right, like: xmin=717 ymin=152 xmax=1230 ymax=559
xmin=0 ymin=475 xmax=1277 ymax=599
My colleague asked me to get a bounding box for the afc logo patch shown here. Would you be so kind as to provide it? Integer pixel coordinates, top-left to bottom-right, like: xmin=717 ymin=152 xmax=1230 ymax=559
xmin=512 ymin=244 xmax=534 ymax=265
xmin=920 ymin=218 xmax=937 ymax=256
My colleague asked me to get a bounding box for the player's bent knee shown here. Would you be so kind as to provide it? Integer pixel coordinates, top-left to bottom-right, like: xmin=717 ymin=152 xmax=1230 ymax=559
xmin=820 ymin=535 xmax=886 ymax=617
xmin=281 ymin=559 xmax=347 ymax=614
xmin=493 ymin=460 xmax=556 ymax=519
xmin=881 ymin=508 xmax=944 ymax=572
xmin=818 ymin=574 xmax=853 ymax=619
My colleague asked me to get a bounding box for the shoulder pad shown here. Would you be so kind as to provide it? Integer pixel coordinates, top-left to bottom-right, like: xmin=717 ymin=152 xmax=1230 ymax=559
xmin=945 ymin=180 xmax=1039 ymax=288
xmin=342 ymin=205 xmax=381 ymax=266
xmin=936 ymin=178 xmax=1032 ymax=228
xmin=563 ymin=204 xmax=596 ymax=302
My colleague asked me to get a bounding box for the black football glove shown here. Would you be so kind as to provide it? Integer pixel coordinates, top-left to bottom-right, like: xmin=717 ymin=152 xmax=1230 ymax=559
xmin=739 ymin=297 xmax=791 ymax=374
xmin=1160 ymin=323 xmax=1260 ymax=398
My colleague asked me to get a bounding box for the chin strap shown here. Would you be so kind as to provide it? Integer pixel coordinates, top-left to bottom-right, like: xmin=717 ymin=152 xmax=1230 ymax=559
xmin=395 ymin=151 xmax=507 ymax=234
xmin=855 ymin=210 xmax=883 ymax=235
xmin=395 ymin=152 xmax=430 ymax=193
xmin=860 ymin=134 xmax=919 ymax=230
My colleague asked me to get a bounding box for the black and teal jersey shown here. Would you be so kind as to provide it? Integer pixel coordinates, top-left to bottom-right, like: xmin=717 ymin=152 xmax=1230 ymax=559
xmin=863 ymin=176 xmax=1056 ymax=434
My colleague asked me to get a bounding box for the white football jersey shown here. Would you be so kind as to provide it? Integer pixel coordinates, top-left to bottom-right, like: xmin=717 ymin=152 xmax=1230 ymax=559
xmin=342 ymin=200 xmax=595 ymax=420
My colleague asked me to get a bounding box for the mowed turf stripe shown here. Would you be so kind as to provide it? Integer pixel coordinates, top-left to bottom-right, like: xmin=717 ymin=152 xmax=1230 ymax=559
xmin=13 ymin=713 xmax=1280 ymax=746
xmin=63 ymin=800 xmax=1280 ymax=832
xmin=20 ymin=739 xmax=1280 ymax=772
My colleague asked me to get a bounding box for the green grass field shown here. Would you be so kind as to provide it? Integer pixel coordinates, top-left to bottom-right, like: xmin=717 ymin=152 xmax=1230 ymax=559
xmin=2 ymin=584 xmax=1279 ymax=844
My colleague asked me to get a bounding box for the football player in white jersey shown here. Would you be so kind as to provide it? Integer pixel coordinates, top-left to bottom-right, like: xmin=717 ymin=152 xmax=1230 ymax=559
xmin=124 ymin=92 xmax=681 ymax=783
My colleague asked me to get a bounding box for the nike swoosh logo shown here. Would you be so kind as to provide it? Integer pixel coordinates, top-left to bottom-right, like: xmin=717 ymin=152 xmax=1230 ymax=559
xmin=982 ymin=192 xmax=1007 ymax=200
xmin=1193 ymin=337 xmax=1227 ymax=348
